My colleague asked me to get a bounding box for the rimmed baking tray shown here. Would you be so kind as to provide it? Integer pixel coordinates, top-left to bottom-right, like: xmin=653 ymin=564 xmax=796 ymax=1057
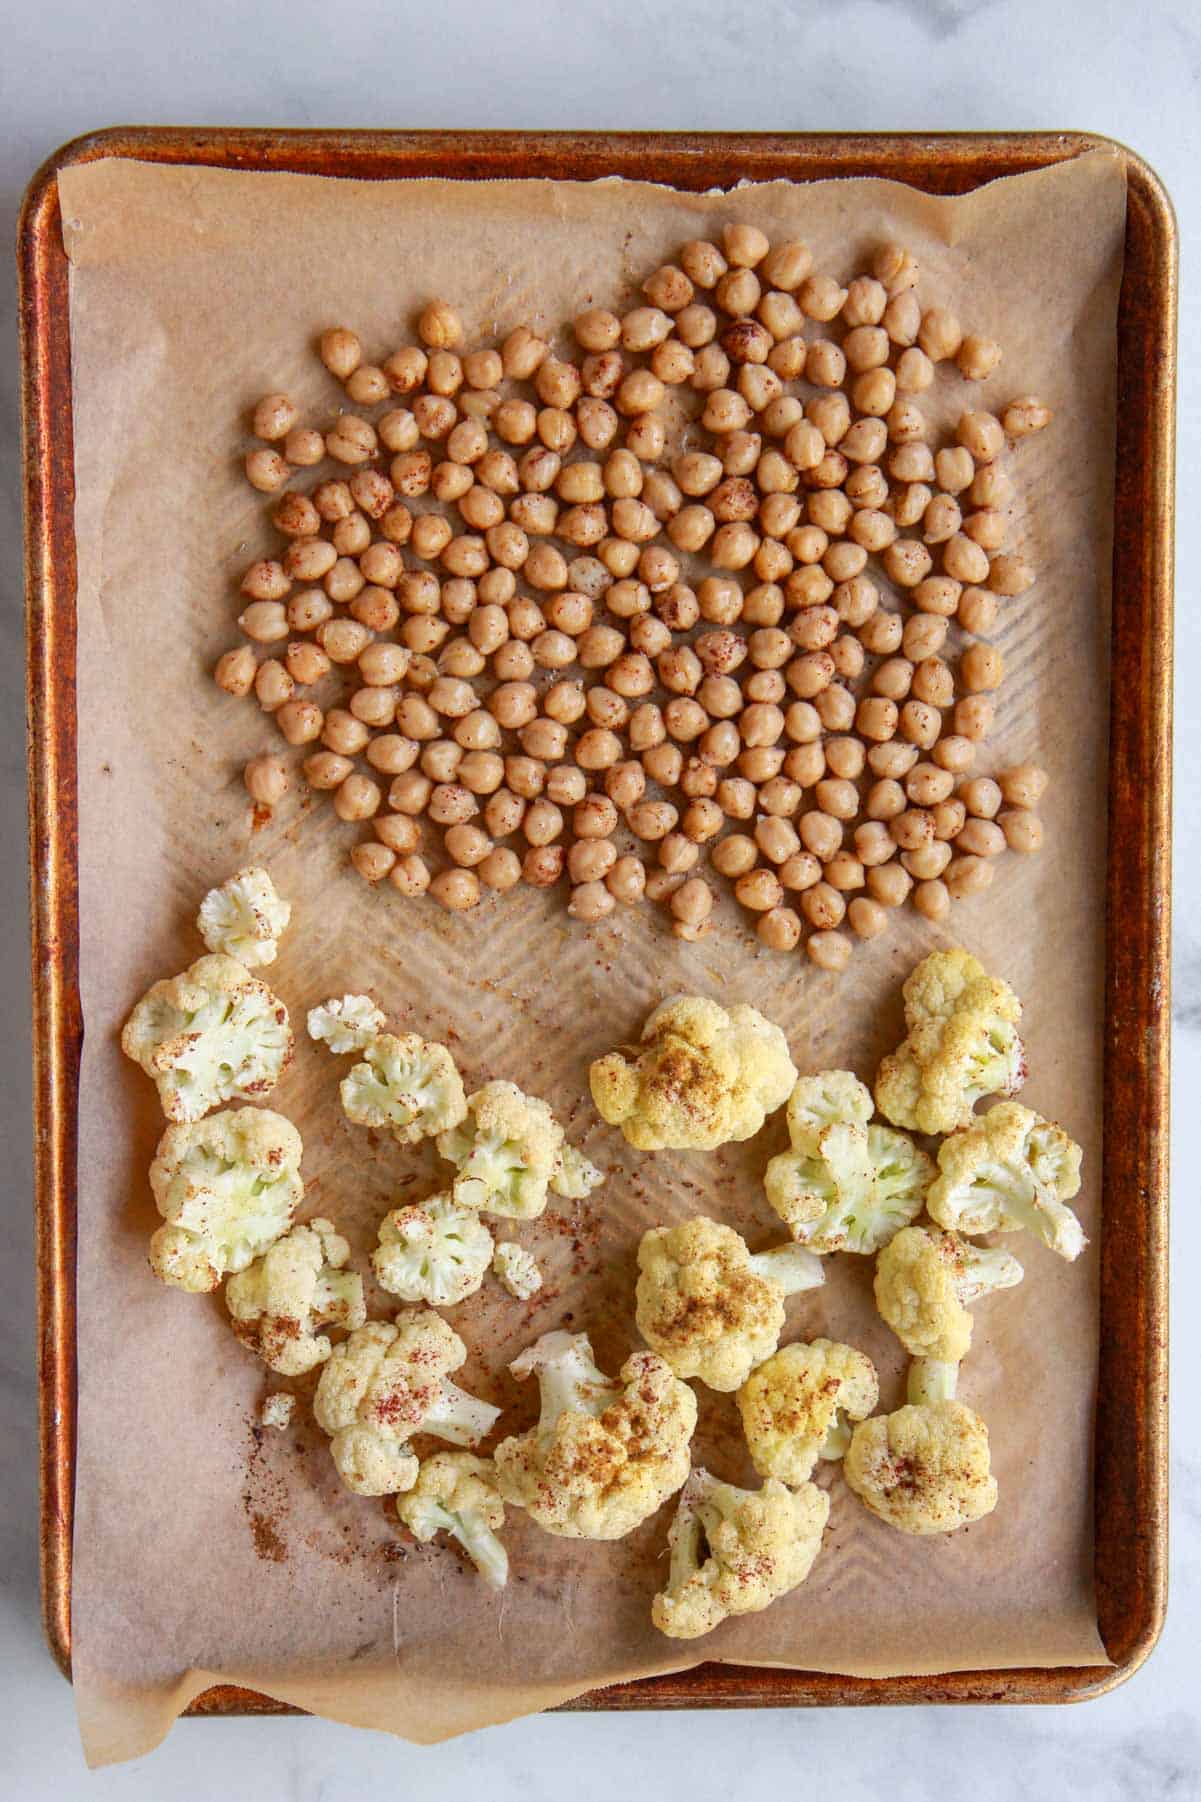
xmin=19 ymin=128 xmax=1174 ymax=1715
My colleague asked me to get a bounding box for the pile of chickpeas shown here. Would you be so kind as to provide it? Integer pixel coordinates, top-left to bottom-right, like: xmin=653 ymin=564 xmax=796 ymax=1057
xmin=218 ymin=229 xmax=1052 ymax=972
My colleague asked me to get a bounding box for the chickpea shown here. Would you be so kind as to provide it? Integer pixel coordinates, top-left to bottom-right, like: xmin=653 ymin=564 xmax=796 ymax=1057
xmin=274 ymin=693 xmax=324 ymax=745
xmin=901 ymin=839 xmax=953 ymax=881
xmin=895 ymin=347 xmax=935 ymax=394
xmin=546 ymin=765 xmax=588 ymax=808
xmin=657 ymin=833 xmax=698 ymax=876
xmin=442 ymin=822 xmax=492 ymax=869
xmin=477 ymin=846 xmax=523 ymax=892
xmin=954 ymin=817 xmax=1005 ymax=860
xmin=882 ymin=539 xmax=933 ymax=590
xmin=569 ymin=879 xmax=617 ymax=924
xmin=1002 ymin=394 xmax=1053 ymax=437
xmin=598 ymin=854 xmax=643 ymax=907
xmin=351 ymin=840 xmax=396 ymax=885
xmin=890 ymin=483 xmax=932 ymax=530
xmin=667 ymin=878 xmax=712 ymax=933
xmin=717 ymin=776 xmax=756 ymax=819
xmin=932 ymin=797 xmax=967 ymax=841
xmin=245 ymin=447 xmax=292 ymax=493
xmin=331 ymin=772 xmax=380 ymax=823
xmin=882 ymin=290 xmax=921 ymax=348
xmin=387 ymin=853 xmax=430 ymax=898
xmin=428 ymin=867 xmax=479 ymax=912
xmin=988 ymin=554 xmax=1035 ymax=598
xmin=866 ymin=778 xmax=906 ymax=822
xmin=1001 ymin=809 xmax=1045 ymax=853
xmin=991 ymin=766 xmax=1047 ymax=814
xmin=868 ymin=740 xmax=919 ymax=779
xmin=960 ymin=643 xmax=1005 ymax=693
xmin=800 ymin=879 xmax=846 ymax=932
xmin=923 ymin=731 xmax=973 ymax=774
xmin=488 ymin=682 xmax=538 ymax=731
xmin=859 ymin=860 xmax=908 ymax=911
xmin=954 ymin=695 xmax=995 ymax=741
xmin=912 ymin=877 xmax=950 ymax=921
xmin=576 ymin=728 xmax=622 ymax=771
xmin=523 ymin=844 xmax=565 ymax=887
xmin=326 ymin=416 xmax=378 ymax=465
xmin=956 ymin=409 xmax=1005 ymax=464
xmin=945 ymin=854 xmax=995 ymax=900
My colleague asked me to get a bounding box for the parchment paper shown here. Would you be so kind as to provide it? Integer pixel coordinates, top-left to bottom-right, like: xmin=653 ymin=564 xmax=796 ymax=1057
xmin=58 ymin=150 xmax=1124 ymax=1767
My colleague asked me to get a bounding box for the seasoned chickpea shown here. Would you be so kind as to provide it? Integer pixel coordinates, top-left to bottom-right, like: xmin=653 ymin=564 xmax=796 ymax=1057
xmin=730 ymin=867 xmax=780 ymax=913
xmin=940 ymin=534 xmax=989 ymax=586
xmin=956 ymin=409 xmax=1005 ymax=464
xmin=901 ymin=839 xmax=953 ymax=882
xmin=801 ymin=881 xmax=846 ymax=931
xmin=351 ymin=841 xmax=396 ymax=885
xmin=912 ymin=878 xmax=950 ymax=922
xmin=244 ymin=447 xmax=292 ymax=492
xmin=864 ymin=862 xmax=910 ymax=909
xmin=467 ymin=606 xmax=508 ymax=657
xmin=931 ymin=797 xmax=967 ymax=841
xmin=868 ymin=740 xmax=918 ymax=780
xmin=890 ymin=482 xmax=932 ymax=530
xmin=326 ymin=416 xmax=378 ymax=465
xmin=657 ymin=833 xmax=698 ymax=876
xmin=923 ymin=731 xmax=973 ymax=774
xmin=626 ymin=799 xmax=678 ymax=842
xmin=716 ymin=776 xmax=756 ymax=819
xmin=866 ymin=777 xmax=906 ymax=822
xmin=1000 ymin=809 xmax=1044 ymax=853
xmin=575 ymin=728 xmax=622 ymax=771
xmin=988 ymin=554 xmax=1035 ymax=598
xmin=385 ymin=853 xmax=429 ymax=899
xmin=954 ymin=817 xmax=1005 ymax=859
xmin=520 ymin=843 xmax=563 ymax=888
xmin=543 ymin=765 xmax=585 ymax=808
xmin=421 ymin=738 xmax=463 ymax=785
xmin=809 ymin=777 xmax=854 ymax=821
xmin=954 ymin=695 xmax=995 ymax=741
xmin=945 ymin=854 xmax=994 ymax=899
xmin=910 ymin=657 xmax=953 ymax=710
xmin=237 ymin=600 xmax=289 ymax=646
xmin=442 ymin=822 xmax=492 ymax=868
xmin=276 ymin=693 xmax=325 ymax=745
xmin=882 ymin=540 xmax=933 ymax=590
xmin=994 ymin=764 xmax=1048 ymax=811
xmin=568 ymin=879 xmax=616 ymax=924
xmin=476 ymin=846 xmax=522 ymax=892
xmin=1002 ymin=394 xmax=1053 ymax=437
xmin=740 ymin=703 xmax=784 ymax=748
xmin=960 ymin=642 xmax=1005 ymax=694
xmin=796 ymin=810 xmax=840 ymax=862
xmin=882 ymin=290 xmax=921 ymax=348
xmin=895 ymin=347 xmax=935 ymax=394
xmin=850 ymin=697 xmax=895 ymax=745
xmin=332 ymin=773 xmax=381 ymax=823
xmin=302 ymin=751 xmax=351 ymax=794
xmin=850 ymin=820 xmax=893 ymax=869
xmin=428 ymin=868 xmax=479 ymax=912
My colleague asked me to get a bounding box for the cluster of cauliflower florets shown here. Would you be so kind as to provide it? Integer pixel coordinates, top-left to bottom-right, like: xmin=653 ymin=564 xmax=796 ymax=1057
xmin=124 ymin=893 xmax=1087 ymax=1644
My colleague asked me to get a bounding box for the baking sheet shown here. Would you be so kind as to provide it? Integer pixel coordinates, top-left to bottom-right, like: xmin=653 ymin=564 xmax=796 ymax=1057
xmin=57 ymin=150 xmax=1123 ymax=1766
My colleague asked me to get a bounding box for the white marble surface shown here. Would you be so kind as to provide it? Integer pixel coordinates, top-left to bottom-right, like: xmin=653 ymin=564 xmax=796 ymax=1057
xmin=1 ymin=0 xmax=1197 ymax=1793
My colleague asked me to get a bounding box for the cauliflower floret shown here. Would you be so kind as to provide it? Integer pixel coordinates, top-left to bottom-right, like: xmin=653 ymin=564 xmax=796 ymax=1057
xmin=765 ymin=1077 xmax=933 ymax=1254
xmin=395 ymin=1452 xmax=509 ymax=1589
xmin=372 ymin=1194 xmax=494 ymax=1307
xmin=635 ymin=1217 xmax=824 ymax=1392
xmin=341 ymin=1032 xmax=467 ymax=1147
xmin=196 ymin=867 xmax=291 ymax=967
xmin=651 ymin=1467 xmax=829 ymax=1640
xmin=589 ymin=995 xmax=796 ymax=1151
xmin=875 ymin=1225 xmax=1024 ymax=1370
xmin=874 ymin=949 xmax=1026 ymax=1136
xmin=493 ymin=1241 xmax=543 ymax=1300
xmin=785 ymin=1070 xmax=875 ymax=1150
xmin=844 ymin=1399 xmax=998 ymax=1535
xmin=495 ymin=1329 xmax=696 ymax=1538
xmin=550 ymin=1143 xmax=604 ymax=1199
xmin=927 ymin=1101 xmax=1086 ymax=1261
xmin=436 ymin=1081 xmax=564 ymax=1219
xmin=314 ymin=1311 xmax=501 ymax=1497
xmin=147 ymin=1106 xmax=303 ymax=1291
xmin=260 ymin=1392 xmax=296 ymax=1430
xmin=737 ymin=1339 xmax=879 ymax=1485
xmin=226 ymin=1217 xmax=366 ymax=1374
xmin=122 ymin=954 xmax=293 ymax=1123
xmin=307 ymin=994 xmax=386 ymax=1055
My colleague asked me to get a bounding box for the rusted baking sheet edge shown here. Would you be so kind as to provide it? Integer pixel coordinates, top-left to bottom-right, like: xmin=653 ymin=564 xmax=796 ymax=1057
xmin=18 ymin=127 xmax=1173 ymax=1715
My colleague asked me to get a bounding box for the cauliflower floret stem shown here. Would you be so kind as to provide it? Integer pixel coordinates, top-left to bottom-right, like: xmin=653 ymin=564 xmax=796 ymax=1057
xmin=421 ymin=1382 xmax=502 ymax=1447
xmin=404 ymin=1495 xmax=509 ymax=1589
xmin=512 ymin=1331 xmax=622 ymax=1430
xmin=747 ymin=1243 xmax=826 ymax=1295
xmin=907 ymin=1358 xmax=960 ymax=1405
xmin=822 ymin=1415 xmax=854 ymax=1461
xmin=957 ymin=1241 xmax=1026 ymax=1302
